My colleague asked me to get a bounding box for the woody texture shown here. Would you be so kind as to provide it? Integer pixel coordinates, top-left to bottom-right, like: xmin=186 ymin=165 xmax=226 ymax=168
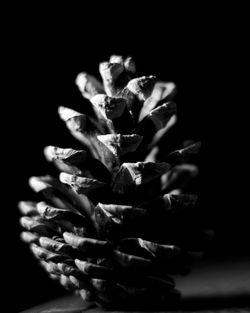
xmin=19 ymin=55 xmax=211 ymax=310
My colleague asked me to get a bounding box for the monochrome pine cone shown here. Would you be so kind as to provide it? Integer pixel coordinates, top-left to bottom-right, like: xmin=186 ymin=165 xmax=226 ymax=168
xmin=19 ymin=55 xmax=211 ymax=310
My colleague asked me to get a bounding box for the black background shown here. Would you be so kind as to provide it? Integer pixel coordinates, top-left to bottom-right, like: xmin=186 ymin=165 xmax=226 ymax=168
xmin=3 ymin=13 xmax=249 ymax=312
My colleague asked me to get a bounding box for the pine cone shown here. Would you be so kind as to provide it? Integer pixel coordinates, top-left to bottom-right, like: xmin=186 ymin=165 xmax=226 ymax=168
xmin=19 ymin=55 xmax=211 ymax=310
